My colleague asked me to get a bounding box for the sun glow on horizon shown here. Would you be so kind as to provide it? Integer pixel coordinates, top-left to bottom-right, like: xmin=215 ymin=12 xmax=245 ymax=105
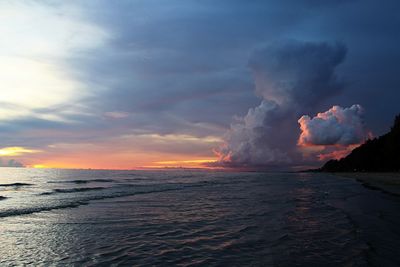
xmin=24 ymin=157 xmax=219 ymax=170
xmin=142 ymin=158 xmax=218 ymax=169
xmin=21 ymin=151 xmax=220 ymax=170
xmin=31 ymin=164 xmax=48 ymax=169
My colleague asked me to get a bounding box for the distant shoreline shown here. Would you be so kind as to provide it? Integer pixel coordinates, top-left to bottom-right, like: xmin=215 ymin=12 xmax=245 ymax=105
xmin=330 ymin=172 xmax=400 ymax=196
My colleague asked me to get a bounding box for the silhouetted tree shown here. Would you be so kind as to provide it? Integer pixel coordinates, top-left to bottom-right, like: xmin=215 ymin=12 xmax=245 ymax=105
xmin=321 ymin=113 xmax=400 ymax=172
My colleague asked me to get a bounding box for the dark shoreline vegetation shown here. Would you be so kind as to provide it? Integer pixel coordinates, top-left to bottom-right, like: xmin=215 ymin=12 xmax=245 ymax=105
xmin=308 ymin=114 xmax=400 ymax=196
xmin=320 ymin=114 xmax=400 ymax=172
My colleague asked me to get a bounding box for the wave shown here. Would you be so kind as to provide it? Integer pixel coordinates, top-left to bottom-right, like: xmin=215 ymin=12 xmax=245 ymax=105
xmin=0 ymin=201 xmax=87 ymax=218
xmin=0 ymin=182 xmax=211 ymax=218
xmin=40 ymin=187 xmax=106 ymax=195
xmin=47 ymin=179 xmax=114 ymax=184
xmin=1 ymin=189 xmax=169 ymax=218
xmin=0 ymin=182 xmax=33 ymax=187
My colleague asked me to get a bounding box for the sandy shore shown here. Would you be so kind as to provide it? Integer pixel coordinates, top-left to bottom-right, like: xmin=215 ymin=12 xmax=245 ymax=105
xmin=332 ymin=172 xmax=400 ymax=196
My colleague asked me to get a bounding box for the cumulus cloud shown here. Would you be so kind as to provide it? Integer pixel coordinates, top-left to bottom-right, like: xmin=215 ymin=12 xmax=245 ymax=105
xmin=298 ymin=104 xmax=368 ymax=146
xmin=0 ymin=158 xmax=24 ymax=167
xmin=213 ymin=101 xmax=290 ymax=167
xmin=213 ymin=40 xmax=347 ymax=168
xmin=297 ymin=105 xmax=370 ymax=161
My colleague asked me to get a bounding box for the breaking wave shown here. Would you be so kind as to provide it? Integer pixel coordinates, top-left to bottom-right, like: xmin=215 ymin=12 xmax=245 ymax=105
xmin=0 ymin=183 xmax=33 ymax=187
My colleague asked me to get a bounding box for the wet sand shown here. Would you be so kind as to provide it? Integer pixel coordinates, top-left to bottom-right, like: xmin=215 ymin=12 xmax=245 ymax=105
xmin=333 ymin=172 xmax=400 ymax=196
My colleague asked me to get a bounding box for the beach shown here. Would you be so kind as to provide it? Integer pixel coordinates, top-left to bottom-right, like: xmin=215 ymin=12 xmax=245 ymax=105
xmin=333 ymin=172 xmax=400 ymax=196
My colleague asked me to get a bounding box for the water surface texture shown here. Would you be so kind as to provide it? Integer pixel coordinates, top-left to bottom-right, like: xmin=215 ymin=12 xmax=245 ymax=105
xmin=1 ymin=169 xmax=400 ymax=266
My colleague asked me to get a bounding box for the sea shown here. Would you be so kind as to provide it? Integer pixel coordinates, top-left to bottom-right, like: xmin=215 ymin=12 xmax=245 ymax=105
xmin=1 ymin=168 xmax=400 ymax=266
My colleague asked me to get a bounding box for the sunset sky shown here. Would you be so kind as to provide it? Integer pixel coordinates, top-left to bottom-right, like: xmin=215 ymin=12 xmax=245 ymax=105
xmin=0 ymin=0 xmax=399 ymax=170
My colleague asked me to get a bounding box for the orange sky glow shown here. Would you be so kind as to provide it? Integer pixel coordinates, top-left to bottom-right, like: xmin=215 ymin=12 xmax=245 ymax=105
xmin=0 ymin=138 xmax=221 ymax=170
xmin=26 ymin=155 xmax=219 ymax=170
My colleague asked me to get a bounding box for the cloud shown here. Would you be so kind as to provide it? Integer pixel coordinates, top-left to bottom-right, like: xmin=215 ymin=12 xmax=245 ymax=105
xmin=18 ymin=132 xmax=221 ymax=169
xmin=297 ymin=105 xmax=371 ymax=161
xmin=213 ymin=101 xmax=290 ymax=168
xmin=249 ymin=40 xmax=346 ymax=109
xmin=298 ymin=104 xmax=368 ymax=146
xmin=1 ymin=1 xmax=400 ymax=169
xmin=104 ymin=111 xmax=130 ymax=119
xmin=0 ymin=1 xmax=107 ymax=118
xmin=0 ymin=147 xmax=41 ymax=156
xmin=0 ymin=147 xmax=38 ymax=167
xmin=58 ymin=0 xmax=400 ymax=142
xmin=213 ymin=40 xmax=347 ymax=168
xmin=0 ymin=158 xmax=24 ymax=167
xmin=315 ymin=144 xmax=360 ymax=161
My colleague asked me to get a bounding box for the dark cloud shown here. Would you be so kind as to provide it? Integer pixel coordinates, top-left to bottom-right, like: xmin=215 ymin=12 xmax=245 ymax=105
xmin=249 ymin=41 xmax=346 ymax=110
xmin=60 ymin=0 xmax=314 ymax=137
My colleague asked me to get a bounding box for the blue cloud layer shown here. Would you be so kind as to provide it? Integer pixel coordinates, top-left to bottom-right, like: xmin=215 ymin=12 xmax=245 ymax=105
xmin=1 ymin=0 xmax=399 ymax=167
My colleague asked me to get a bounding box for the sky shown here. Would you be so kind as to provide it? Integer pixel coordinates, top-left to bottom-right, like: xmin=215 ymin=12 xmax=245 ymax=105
xmin=0 ymin=0 xmax=399 ymax=170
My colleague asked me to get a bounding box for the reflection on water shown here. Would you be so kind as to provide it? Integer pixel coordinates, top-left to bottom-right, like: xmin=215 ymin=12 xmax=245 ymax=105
xmin=1 ymin=169 xmax=400 ymax=266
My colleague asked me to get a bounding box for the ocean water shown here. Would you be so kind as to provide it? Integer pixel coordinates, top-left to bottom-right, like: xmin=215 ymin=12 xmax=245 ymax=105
xmin=1 ymin=169 xmax=400 ymax=266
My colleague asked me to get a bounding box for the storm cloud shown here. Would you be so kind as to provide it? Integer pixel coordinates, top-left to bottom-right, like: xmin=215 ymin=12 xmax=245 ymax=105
xmin=213 ymin=40 xmax=348 ymax=168
xmin=249 ymin=41 xmax=346 ymax=109
xmin=214 ymin=100 xmax=290 ymax=168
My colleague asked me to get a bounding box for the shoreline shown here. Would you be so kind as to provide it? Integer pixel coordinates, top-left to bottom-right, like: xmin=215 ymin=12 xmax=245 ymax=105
xmin=330 ymin=172 xmax=400 ymax=196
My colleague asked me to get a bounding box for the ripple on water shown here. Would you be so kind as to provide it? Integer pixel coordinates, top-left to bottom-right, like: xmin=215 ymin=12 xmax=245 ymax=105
xmin=1 ymin=171 xmax=400 ymax=266
xmin=40 ymin=187 xmax=106 ymax=195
